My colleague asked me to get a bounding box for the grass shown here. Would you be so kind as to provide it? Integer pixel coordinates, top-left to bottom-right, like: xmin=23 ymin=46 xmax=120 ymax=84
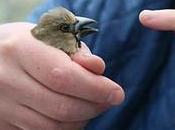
xmin=0 ymin=0 xmax=43 ymax=23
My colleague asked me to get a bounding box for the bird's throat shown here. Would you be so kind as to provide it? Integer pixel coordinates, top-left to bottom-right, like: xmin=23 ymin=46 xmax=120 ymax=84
xmin=74 ymin=35 xmax=81 ymax=48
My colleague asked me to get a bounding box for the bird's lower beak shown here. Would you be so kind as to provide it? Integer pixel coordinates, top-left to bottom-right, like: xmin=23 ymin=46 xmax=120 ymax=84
xmin=75 ymin=16 xmax=98 ymax=38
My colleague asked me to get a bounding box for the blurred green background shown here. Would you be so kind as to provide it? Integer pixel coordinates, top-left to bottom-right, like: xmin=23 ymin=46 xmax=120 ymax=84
xmin=0 ymin=0 xmax=43 ymax=23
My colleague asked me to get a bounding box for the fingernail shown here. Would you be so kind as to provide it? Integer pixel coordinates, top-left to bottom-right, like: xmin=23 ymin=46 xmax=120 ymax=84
xmin=140 ymin=10 xmax=157 ymax=20
xmin=107 ymin=89 xmax=124 ymax=105
xmin=142 ymin=10 xmax=156 ymax=14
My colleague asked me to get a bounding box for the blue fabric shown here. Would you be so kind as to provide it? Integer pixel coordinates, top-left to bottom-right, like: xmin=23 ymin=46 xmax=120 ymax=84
xmin=29 ymin=0 xmax=175 ymax=130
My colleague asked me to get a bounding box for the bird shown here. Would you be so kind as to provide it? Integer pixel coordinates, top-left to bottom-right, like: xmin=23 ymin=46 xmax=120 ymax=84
xmin=31 ymin=6 xmax=98 ymax=55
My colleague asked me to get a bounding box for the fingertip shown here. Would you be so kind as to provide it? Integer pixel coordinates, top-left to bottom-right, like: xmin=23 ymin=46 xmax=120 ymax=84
xmin=139 ymin=10 xmax=154 ymax=26
xmin=71 ymin=54 xmax=105 ymax=75
xmin=139 ymin=10 xmax=146 ymax=23
xmin=139 ymin=9 xmax=175 ymax=31
xmin=118 ymin=87 xmax=125 ymax=104
xmin=107 ymin=86 xmax=125 ymax=105
xmin=91 ymin=55 xmax=105 ymax=75
xmin=71 ymin=42 xmax=105 ymax=75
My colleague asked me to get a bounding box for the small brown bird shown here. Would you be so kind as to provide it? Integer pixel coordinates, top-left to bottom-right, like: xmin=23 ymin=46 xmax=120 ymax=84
xmin=31 ymin=6 xmax=98 ymax=54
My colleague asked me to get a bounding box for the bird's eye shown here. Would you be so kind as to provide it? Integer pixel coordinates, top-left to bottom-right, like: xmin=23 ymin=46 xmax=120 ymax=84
xmin=59 ymin=24 xmax=70 ymax=32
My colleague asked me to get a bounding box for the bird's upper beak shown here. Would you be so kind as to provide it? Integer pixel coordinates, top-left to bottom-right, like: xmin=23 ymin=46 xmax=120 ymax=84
xmin=74 ymin=16 xmax=98 ymax=38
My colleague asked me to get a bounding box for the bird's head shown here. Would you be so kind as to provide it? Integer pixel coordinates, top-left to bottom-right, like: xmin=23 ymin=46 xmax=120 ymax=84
xmin=33 ymin=7 xmax=98 ymax=42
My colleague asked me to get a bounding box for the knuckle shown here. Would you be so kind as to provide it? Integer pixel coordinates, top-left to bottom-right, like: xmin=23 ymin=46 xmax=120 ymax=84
xmin=49 ymin=66 xmax=72 ymax=91
xmin=0 ymin=36 xmax=18 ymax=56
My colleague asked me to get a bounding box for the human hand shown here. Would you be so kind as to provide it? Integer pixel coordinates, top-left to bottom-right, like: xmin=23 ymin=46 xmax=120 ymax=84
xmin=0 ymin=23 xmax=124 ymax=130
xmin=140 ymin=9 xmax=175 ymax=31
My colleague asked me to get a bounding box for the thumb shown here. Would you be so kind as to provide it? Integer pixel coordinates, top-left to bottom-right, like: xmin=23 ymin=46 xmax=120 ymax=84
xmin=139 ymin=9 xmax=175 ymax=31
xmin=71 ymin=42 xmax=105 ymax=75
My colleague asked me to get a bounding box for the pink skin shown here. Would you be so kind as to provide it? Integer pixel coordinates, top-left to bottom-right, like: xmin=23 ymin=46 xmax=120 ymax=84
xmin=139 ymin=9 xmax=175 ymax=31
xmin=0 ymin=23 xmax=124 ymax=130
xmin=1 ymin=9 xmax=173 ymax=129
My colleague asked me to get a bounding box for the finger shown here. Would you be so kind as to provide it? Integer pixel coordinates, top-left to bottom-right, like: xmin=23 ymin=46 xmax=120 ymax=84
xmin=13 ymin=24 xmax=124 ymax=105
xmin=9 ymin=105 xmax=60 ymax=130
xmin=139 ymin=10 xmax=175 ymax=31
xmin=20 ymin=77 xmax=104 ymax=122
xmin=71 ymin=43 xmax=105 ymax=75
xmin=1 ymin=67 xmax=104 ymax=122
xmin=0 ymin=93 xmax=60 ymax=130
xmin=65 ymin=62 xmax=125 ymax=105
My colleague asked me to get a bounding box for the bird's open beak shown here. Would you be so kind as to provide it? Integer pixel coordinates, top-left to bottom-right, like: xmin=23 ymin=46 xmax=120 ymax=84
xmin=74 ymin=16 xmax=98 ymax=38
